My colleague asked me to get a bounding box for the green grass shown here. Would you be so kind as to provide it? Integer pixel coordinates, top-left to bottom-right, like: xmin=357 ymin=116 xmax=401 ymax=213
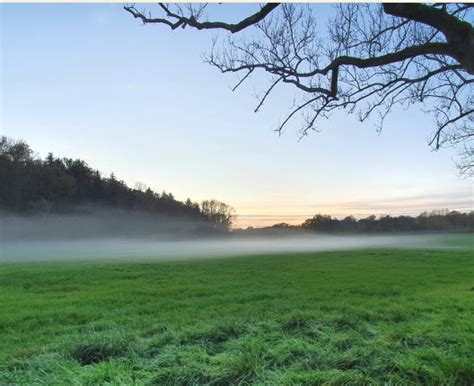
xmin=1 ymin=246 xmax=473 ymax=384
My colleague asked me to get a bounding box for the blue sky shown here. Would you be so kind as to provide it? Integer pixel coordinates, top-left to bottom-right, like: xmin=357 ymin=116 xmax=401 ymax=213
xmin=1 ymin=4 xmax=472 ymax=227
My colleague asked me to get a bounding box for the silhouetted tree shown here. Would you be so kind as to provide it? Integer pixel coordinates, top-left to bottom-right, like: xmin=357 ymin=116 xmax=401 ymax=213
xmin=303 ymin=214 xmax=338 ymax=232
xmin=201 ymin=199 xmax=236 ymax=230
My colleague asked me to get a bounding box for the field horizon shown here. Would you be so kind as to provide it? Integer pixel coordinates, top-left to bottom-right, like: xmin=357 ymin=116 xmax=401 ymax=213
xmin=1 ymin=235 xmax=473 ymax=384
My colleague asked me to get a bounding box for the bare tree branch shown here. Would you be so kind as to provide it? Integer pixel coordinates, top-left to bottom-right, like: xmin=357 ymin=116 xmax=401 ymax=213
xmin=124 ymin=3 xmax=280 ymax=33
xmin=126 ymin=3 xmax=474 ymax=175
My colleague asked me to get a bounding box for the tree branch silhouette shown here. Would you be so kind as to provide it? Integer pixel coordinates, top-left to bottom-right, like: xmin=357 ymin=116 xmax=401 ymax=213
xmin=125 ymin=3 xmax=474 ymax=175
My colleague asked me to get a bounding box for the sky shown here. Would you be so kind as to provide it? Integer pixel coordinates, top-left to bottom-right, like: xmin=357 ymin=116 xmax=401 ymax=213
xmin=1 ymin=3 xmax=472 ymax=228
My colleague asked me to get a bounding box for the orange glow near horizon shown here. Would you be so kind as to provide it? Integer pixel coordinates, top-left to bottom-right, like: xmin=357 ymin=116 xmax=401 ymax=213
xmin=231 ymin=193 xmax=473 ymax=228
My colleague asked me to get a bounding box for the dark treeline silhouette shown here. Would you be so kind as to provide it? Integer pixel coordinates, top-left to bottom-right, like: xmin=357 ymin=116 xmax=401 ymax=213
xmin=0 ymin=137 xmax=234 ymax=232
xmin=242 ymin=210 xmax=473 ymax=234
xmin=300 ymin=212 xmax=473 ymax=233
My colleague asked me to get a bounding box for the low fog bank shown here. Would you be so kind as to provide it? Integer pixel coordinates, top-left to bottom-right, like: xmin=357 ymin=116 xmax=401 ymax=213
xmin=0 ymin=212 xmax=222 ymax=242
xmin=0 ymin=232 xmax=461 ymax=263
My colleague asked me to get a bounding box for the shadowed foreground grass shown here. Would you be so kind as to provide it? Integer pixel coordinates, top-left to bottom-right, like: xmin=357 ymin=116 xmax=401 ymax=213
xmin=1 ymin=248 xmax=473 ymax=384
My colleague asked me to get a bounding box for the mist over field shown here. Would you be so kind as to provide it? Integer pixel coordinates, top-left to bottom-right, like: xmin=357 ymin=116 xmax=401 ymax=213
xmin=0 ymin=214 xmax=462 ymax=263
xmin=0 ymin=210 xmax=218 ymax=241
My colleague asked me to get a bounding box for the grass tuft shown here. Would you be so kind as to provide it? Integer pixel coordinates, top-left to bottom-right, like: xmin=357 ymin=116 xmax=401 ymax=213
xmin=70 ymin=338 xmax=131 ymax=365
xmin=280 ymin=311 xmax=316 ymax=332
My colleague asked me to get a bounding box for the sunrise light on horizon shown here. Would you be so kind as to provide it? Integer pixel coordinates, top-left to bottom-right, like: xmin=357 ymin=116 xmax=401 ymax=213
xmin=2 ymin=3 xmax=472 ymax=229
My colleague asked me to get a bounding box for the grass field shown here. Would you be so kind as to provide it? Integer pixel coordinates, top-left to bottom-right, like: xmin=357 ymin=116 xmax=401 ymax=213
xmin=1 ymin=243 xmax=473 ymax=384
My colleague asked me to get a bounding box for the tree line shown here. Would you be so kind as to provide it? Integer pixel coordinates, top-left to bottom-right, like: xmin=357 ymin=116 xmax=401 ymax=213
xmin=266 ymin=210 xmax=473 ymax=233
xmin=0 ymin=137 xmax=235 ymax=230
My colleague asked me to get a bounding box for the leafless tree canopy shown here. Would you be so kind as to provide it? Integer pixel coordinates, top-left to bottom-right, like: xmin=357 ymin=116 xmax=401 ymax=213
xmin=125 ymin=3 xmax=474 ymax=175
